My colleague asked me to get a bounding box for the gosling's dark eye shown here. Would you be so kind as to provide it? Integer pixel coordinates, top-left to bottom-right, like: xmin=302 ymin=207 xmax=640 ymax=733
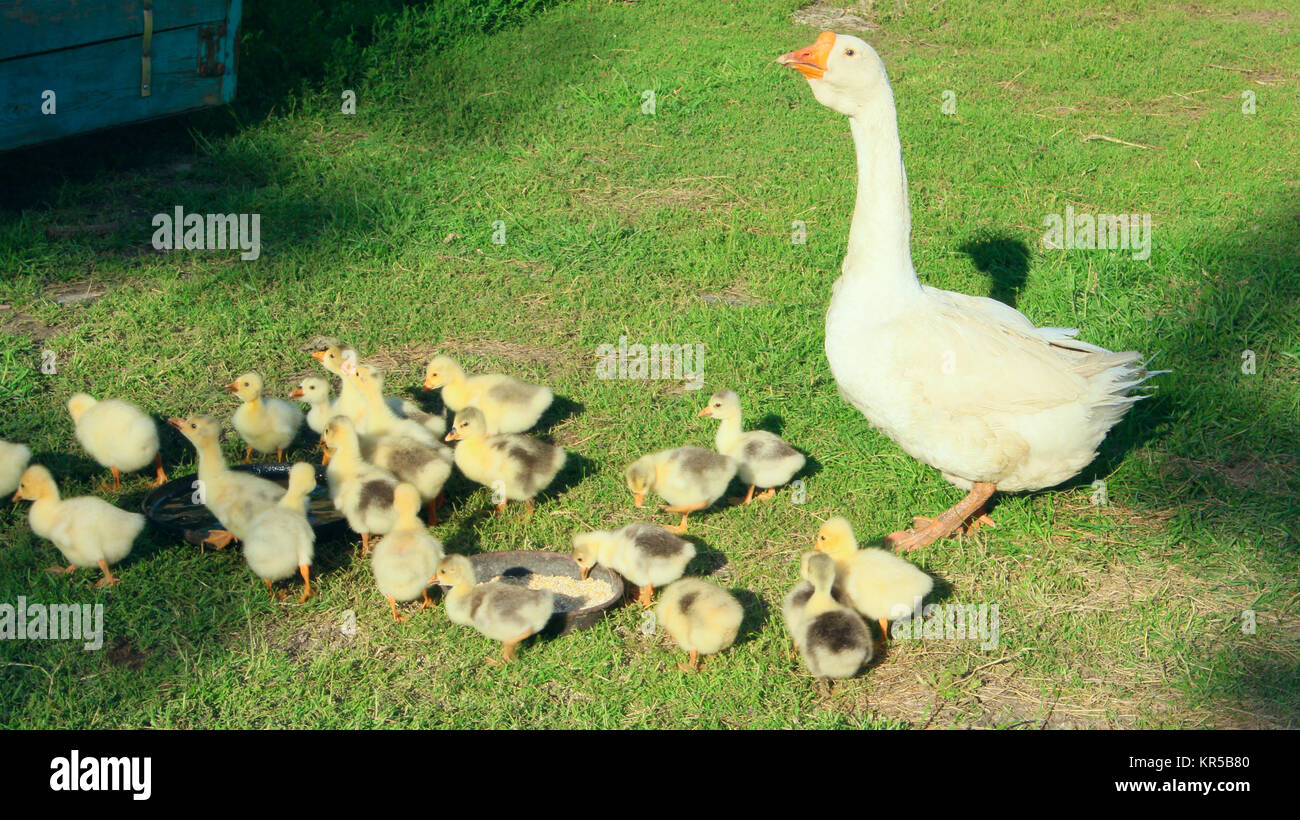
xmin=844 ymin=48 xmax=855 ymax=57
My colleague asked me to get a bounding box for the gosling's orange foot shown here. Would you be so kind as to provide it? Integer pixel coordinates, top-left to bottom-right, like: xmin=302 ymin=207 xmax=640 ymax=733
xmin=46 ymin=565 xmax=75 ymax=576
xmin=94 ymin=576 xmax=121 ymax=589
xmin=754 ymin=488 xmax=777 ymax=502
xmin=203 ymin=529 xmax=236 ymax=550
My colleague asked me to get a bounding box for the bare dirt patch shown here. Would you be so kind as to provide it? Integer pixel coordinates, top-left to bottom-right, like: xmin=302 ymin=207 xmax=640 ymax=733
xmin=792 ymin=2 xmax=878 ymax=33
xmin=43 ymin=279 xmax=109 ymax=308
xmin=105 ymin=638 xmax=148 ymax=671
xmin=699 ymin=284 xmax=767 ymax=307
xmin=1169 ymin=454 xmax=1299 ymax=495
xmin=0 ymin=307 xmax=60 ymax=343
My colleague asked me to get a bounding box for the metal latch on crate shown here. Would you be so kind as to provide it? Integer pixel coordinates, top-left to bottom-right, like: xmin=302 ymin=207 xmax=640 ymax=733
xmin=198 ymin=23 xmax=227 ymax=77
xmin=141 ymin=0 xmax=153 ymax=97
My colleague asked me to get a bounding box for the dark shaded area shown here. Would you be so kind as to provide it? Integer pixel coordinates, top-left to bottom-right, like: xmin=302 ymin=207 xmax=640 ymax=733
xmin=729 ymin=587 xmax=769 ymax=649
xmin=684 ymin=536 xmax=728 ymax=576
xmin=534 ymin=395 xmax=584 ymax=435
xmin=0 ymin=0 xmax=568 ymax=212
xmin=961 ymin=235 xmax=1031 ymax=308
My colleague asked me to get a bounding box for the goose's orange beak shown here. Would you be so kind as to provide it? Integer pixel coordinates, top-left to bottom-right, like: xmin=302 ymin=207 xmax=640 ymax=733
xmin=224 ymin=382 xmax=239 ymax=394
xmin=778 ymin=31 xmax=835 ymax=80
xmin=579 ymin=565 xmax=590 ymax=580
xmin=311 ymin=350 xmax=327 ymax=362
xmin=10 ymin=489 xmax=21 ymax=502
xmin=444 ymin=429 xmax=460 ymax=442
xmin=167 ymin=417 xmax=186 ymax=431
xmin=632 ymin=491 xmax=645 ymax=508
xmin=289 ymin=388 xmax=304 ymax=399
xmin=422 ymin=376 xmax=437 ymax=390
xmin=697 ymin=406 xmax=713 ymax=418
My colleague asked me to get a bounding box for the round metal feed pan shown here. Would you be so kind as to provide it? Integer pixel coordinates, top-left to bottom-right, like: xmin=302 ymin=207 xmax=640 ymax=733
xmin=141 ymin=462 xmax=345 ymax=546
xmin=440 ymin=550 xmax=624 ymax=637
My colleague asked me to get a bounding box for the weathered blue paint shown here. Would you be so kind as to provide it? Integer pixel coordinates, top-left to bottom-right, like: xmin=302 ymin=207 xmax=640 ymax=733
xmin=0 ymin=0 xmax=242 ymax=151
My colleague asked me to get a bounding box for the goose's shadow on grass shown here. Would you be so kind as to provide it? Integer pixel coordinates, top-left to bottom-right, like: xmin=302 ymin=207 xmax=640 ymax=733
xmin=955 ymin=232 xmax=1171 ymax=499
xmin=961 ymin=235 xmax=1031 ymax=309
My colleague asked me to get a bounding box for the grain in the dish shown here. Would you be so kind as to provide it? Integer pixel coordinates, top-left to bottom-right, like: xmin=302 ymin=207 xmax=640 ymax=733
xmin=488 ymin=572 xmax=615 ymax=613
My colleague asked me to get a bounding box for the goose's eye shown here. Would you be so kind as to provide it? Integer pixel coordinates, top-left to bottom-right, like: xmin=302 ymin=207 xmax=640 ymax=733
xmin=190 ymin=423 xmax=197 ymax=429
xmin=844 ymin=48 xmax=856 ymax=57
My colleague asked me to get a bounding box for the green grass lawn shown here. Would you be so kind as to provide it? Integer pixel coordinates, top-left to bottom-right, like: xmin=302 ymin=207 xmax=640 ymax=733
xmin=1 ymin=0 xmax=1297 ymax=729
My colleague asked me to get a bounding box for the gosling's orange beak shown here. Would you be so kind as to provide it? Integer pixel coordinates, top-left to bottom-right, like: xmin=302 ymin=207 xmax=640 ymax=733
xmin=289 ymin=388 xmax=304 ymax=399
xmin=697 ymin=406 xmax=713 ymax=418
xmin=778 ymin=31 xmax=835 ymax=80
xmin=579 ymin=565 xmax=590 ymax=580
xmin=444 ymin=429 xmax=460 ymax=442
xmin=311 ymin=350 xmax=326 ymax=362
xmin=632 ymin=491 xmax=645 ymax=508
xmin=422 ymin=376 xmax=436 ymax=390
xmin=167 ymin=417 xmax=186 ymax=431
xmin=10 ymin=489 xmax=21 ymax=502
xmin=224 ymin=382 xmax=239 ymax=394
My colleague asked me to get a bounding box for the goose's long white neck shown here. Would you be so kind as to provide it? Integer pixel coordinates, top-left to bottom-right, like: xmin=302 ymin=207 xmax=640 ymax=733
xmin=833 ymin=86 xmax=922 ymax=318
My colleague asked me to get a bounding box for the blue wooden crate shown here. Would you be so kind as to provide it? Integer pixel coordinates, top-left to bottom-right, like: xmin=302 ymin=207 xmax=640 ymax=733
xmin=0 ymin=0 xmax=242 ymax=151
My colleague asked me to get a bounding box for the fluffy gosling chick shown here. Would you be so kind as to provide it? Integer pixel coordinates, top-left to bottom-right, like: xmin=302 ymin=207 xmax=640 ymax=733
xmin=228 ymin=372 xmax=304 ymax=462
xmin=655 ymin=578 xmax=743 ymax=673
xmin=623 ymin=446 xmax=737 ymax=534
xmin=698 ymin=389 xmax=805 ymax=504
xmin=794 ymin=551 xmax=872 ymax=690
xmin=372 ymin=484 xmax=445 ymax=621
xmin=571 ymin=522 xmax=695 ymax=608
xmin=815 ymin=516 xmax=934 ymax=646
xmin=422 ymin=355 xmax=552 ymax=435
xmin=0 ymin=439 xmax=32 ymax=498
xmin=437 ymin=554 xmax=554 ymax=663
xmin=242 ymin=462 xmax=317 ymax=602
xmin=12 ymin=465 xmax=144 ymax=587
xmin=321 ymin=416 xmax=399 ymax=556
xmin=444 ymin=406 xmax=565 ymax=517
xmin=67 ymin=392 xmax=166 ymax=489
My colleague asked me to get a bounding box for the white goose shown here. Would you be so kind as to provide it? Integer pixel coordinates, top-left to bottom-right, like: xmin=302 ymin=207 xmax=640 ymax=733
xmin=778 ymin=32 xmax=1160 ymax=550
